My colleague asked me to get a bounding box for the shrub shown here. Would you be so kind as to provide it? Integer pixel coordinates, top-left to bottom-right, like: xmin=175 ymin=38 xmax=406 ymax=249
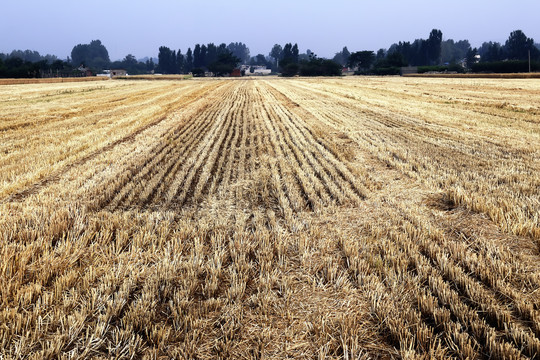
xmin=417 ymin=64 xmax=465 ymax=73
xmin=471 ymin=60 xmax=540 ymax=73
xmin=298 ymin=58 xmax=342 ymax=76
xmin=191 ymin=68 xmax=205 ymax=77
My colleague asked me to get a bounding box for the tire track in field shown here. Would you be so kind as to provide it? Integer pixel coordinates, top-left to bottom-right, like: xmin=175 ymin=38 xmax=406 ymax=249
xmin=95 ymin=83 xmax=227 ymax=210
xmin=137 ymin=81 xmax=243 ymax=210
xmin=101 ymin=101 xmax=215 ymax=210
xmin=258 ymin=88 xmax=316 ymax=212
xmin=103 ymin=80 xmax=369 ymax=215
xmin=167 ymin=84 xmax=241 ymax=208
xmin=103 ymin=82 xmax=235 ymax=211
xmin=206 ymin=86 xmax=248 ymax=203
xmin=261 ymin=81 xmax=369 ymax=200
xmin=138 ymin=90 xmax=233 ymax=209
xmin=100 ymin=81 xmax=372 ymax=217
xmin=258 ymin=82 xmax=368 ymax=207
xmin=195 ymin=85 xmax=251 ymax=204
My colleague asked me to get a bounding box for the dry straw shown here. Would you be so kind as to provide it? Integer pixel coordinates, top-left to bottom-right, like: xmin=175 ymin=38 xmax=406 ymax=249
xmin=1 ymin=77 xmax=539 ymax=358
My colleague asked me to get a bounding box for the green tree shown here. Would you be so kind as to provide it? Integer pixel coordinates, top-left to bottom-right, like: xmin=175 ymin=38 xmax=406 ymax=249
xmin=250 ymin=54 xmax=271 ymax=68
xmin=177 ymin=50 xmax=184 ymax=73
xmin=255 ymin=54 xmax=266 ymax=65
xmin=70 ymin=44 xmax=86 ymax=66
xmin=218 ymin=43 xmax=228 ymax=55
xmin=146 ymin=58 xmax=155 ymax=72
xmin=191 ymin=68 xmax=205 ymax=77
xmin=427 ymin=29 xmax=443 ymax=65
xmin=193 ymin=44 xmax=202 ymax=68
xmin=348 ymin=51 xmax=375 ymax=70
xmin=157 ymin=46 xmax=176 ymax=74
xmin=299 ymin=58 xmax=342 ymax=76
xmin=123 ymin=54 xmax=137 ymax=68
xmin=185 ymin=48 xmax=193 ymax=73
xmin=278 ymin=43 xmax=300 ymax=75
xmin=280 ymin=62 xmax=299 ymax=77
xmin=71 ymin=40 xmax=110 ymax=70
xmin=208 ymin=51 xmax=240 ymax=76
xmin=386 ymin=52 xmax=407 ymax=67
xmin=269 ymin=44 xmax=283 ymax=69
xmin=333 ymin=46 xmax=351 ymax=66
xmin=109 ymin=54 xmax=148 ymax=75
xmin=292 ymin=44 xmax=299 ymax=63
xmin=465 ymin=47 xmax=478 ymax=68
xmin=227 ymin=42 xmax=250 ymax=64
xmin=206 ymin=43 xmax=217 ymax=66
xmin=441 ymin=39 xmax=471 ymax=63
xmin=478 ymin=42 xmax=504 ymax=62
xmin=387 ymin=29 xmax=443 ymax=66
xmin=504 ymin=30 xmax=539 ymax=60
xmin=200 ymin=45 xmax=208 ymax=68
xmin=282 ymin=43 xmax=293 ymax=62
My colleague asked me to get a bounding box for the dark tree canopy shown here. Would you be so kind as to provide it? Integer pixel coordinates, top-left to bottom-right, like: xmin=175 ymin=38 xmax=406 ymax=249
xmin=505 ymin=30 xmax=539 ymax=60
xmin=185 ymin=48 xmax=193 ymax=73
xmin=427 ymin=29 xmax=443 ymax=65
xmin=9 ymin=28 xmax=540 ymax=80
xmin=193 ymin=44 xmax=202 ymax=68
xmin=109 ymin=54 xmax=149 ymax=75
xmin=299 ymin=57 xmax=342 ymax=76
xmin=333 ymin=46 xmax=351 ymax=66
xmin=227 ymin=42 xmax=250 ymax=64
xmin=282 ymin=44 xmax=293 ymax=62
xmin=465 ymin=47 xmax=478 ymax=68
xmin=157 ymin=46 xmax=177 ymax=74
xmin=0 ymin=56 xmax=73 ymax=78
xmin=71 ymin=40 xmax=110 ymax=69
xmin=478 ymin=42 xmax=504 ymax=62
xmin=250 ymin=54 xmax=272 ymax=68
xmin=177 ymin=50 xmax=184 ymax=74
xmin=208 ymin=51 xmax=241 ymax=76
xmin=291 ymin=44 xmax=299 ymax=64
xmin=348 ymin=51 xmax=375 ymax=70
xmin=269 ymin=44 xmax=283 ymax=69
xmin=200 ymin=45 xmax=207 ymax=69
xmin=206 ymin=43 xmax=218 ymax=66
xmin=0 ymin=50 xmax=57 ymax=63
xmin=441 ymin=39 xmax=471 ymax=63
xmin=387 ymin=29 xmax=444 ymax=66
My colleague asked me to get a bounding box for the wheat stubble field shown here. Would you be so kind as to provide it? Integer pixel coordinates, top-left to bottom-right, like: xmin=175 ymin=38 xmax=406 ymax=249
xmin=1 ymin=77 xmax=539 ymax=359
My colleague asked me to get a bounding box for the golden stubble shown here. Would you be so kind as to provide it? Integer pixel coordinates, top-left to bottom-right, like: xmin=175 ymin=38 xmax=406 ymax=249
xmin=1 ymin=77 xmax=539 ymax=359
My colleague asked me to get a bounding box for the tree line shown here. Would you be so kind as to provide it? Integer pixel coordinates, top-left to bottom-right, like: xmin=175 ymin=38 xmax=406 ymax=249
xmin=1 ymin=29 xmax=539 ymax=78
xmin=155 ymin=42 xmax=248 ymax=76
xmin=326 ymin=29 xmax=540 ymax=75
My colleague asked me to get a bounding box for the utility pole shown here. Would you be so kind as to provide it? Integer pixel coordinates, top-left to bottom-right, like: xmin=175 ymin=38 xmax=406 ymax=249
xmin=529 ymin=50 xmax=531 ymax=73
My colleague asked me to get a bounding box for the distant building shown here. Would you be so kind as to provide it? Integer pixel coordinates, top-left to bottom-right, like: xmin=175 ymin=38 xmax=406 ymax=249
xmin=111 ymin=69 xmax=127 ymax=77
xmin=230 ymin=69 xmax=242 ymax=77
xmin=342 ymin=67 xmax=355 ymax=76
xmin=77 ymin=65 xmax=93 ymax=77
xmin=242 ymin=65 xmax=272 ymax=76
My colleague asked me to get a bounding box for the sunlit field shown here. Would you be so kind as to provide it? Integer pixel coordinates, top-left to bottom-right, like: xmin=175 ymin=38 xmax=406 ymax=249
xmin=1 ymin=77 xmax=539 ymax=359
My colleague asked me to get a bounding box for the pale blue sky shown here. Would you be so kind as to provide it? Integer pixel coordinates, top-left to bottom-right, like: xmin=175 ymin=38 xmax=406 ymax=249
xmin=1 ymin=0 xmax=539 ymax=60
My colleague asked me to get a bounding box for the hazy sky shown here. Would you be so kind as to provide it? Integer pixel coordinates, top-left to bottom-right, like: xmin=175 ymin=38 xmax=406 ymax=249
xmin=2 ymin=0 xmax=539 ymax=61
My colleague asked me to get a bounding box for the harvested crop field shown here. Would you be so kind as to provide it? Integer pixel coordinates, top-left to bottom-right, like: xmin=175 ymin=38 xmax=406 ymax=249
xmin=1 ymin=77 xmax=540 ymax=359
